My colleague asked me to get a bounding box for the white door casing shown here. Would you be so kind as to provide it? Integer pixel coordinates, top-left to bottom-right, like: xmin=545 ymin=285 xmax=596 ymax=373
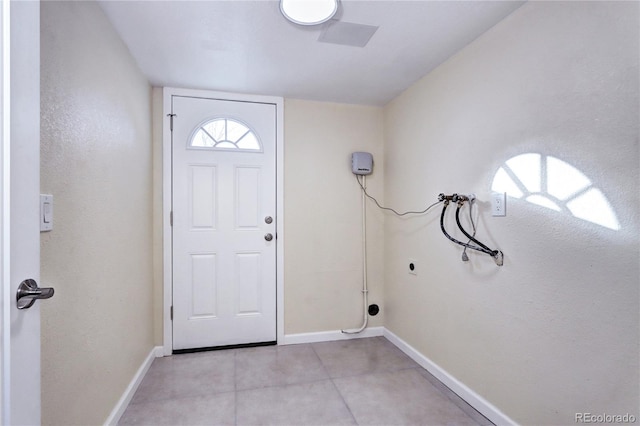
xmin=168 ymin=92 xmax=282 ymax=350
xmin=1 ymin=1 xmax=41 ymax=424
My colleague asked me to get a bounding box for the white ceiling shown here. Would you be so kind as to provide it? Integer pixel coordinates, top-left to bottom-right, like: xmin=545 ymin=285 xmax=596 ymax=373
xmin=99 ymin=0 xmax=524 ymax=106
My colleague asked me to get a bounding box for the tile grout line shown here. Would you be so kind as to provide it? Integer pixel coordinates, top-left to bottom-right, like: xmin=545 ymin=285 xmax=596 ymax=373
xmin=310 ymin=342 xmax=360 ymax=425
xmin=235 ymin=342 xmax=333 ymax=393
xmin=233 ymin=350 xmax=238 ymax=426
xmin=308 ymin=342 xmax=330 ymax=377
xmin=124 ymin=338 xmax=485 ymax=426
xmin=329 ymin=376 xmax=360 ymax=426
xmin=237 ymin=376 xmax=336 ymax=393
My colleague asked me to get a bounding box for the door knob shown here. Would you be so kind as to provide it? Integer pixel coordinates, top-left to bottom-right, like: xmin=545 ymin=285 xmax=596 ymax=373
xmin=264 ymin=233 xmax=273 ymax=242
xmin=265 ymin=216 xmax=273 ymax=224
xmin=16 ymin=279 xmax=55 ymax=310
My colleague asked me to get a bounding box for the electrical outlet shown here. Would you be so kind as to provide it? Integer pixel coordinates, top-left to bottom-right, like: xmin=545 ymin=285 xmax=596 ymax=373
xmin=492 ymin=192 xmax=506 ymax=217
xmin=408 ymin=259 xmax=417 ymax=275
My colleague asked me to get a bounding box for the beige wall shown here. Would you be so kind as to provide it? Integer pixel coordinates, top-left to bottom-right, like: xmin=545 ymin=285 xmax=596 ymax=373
xmin=284 ymin=99 xmax=385 ymax=334
xmin=383 ymin=1 xmax=639 ymax=424
xmin=149 ymin=97 xmax=386 ymax=342
xmin=40 ymin=2 xmax=154 ymax=425
xmin=39 ymin=2 xmax=638 ymax=424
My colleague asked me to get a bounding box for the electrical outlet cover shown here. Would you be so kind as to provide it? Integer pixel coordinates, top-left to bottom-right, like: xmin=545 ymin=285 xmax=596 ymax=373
xmin=492 ymin=192 xmax=506 ymax=217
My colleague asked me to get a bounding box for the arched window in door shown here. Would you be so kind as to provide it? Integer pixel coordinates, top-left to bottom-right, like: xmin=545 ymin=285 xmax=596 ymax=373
xmin=190 ymin=118 xmax=262 ymax=152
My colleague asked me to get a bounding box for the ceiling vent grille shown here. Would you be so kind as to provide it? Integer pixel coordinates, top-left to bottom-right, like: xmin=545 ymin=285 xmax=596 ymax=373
xmin=318 ymin=20 xmax=379 ymax=48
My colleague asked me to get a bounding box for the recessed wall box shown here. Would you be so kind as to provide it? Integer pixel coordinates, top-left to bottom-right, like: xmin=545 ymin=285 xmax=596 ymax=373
xmin=351 ymin=152 xmax=373 ymax=175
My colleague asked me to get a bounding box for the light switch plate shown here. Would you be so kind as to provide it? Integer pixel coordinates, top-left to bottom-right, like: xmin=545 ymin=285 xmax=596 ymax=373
xmin=40 ymin=194 xmax=53 ymax=232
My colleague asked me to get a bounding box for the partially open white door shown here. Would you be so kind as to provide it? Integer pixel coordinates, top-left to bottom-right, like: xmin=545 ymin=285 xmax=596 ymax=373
xmin=1 ymin=1 xmax=43 ymax=424
xmin=171 ymin=94 xmax=277 ymax=350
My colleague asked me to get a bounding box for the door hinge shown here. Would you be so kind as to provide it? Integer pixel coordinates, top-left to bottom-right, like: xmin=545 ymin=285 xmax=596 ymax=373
xmin=170 ymin=306 xmax=173 ymax=321
xmin=167 ymin=113 xmax=176 ymax=131
xmin=170 ymin=211 xmax=173 ymax=226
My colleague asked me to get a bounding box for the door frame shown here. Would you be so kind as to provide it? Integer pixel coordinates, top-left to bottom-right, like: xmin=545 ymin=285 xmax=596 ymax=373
xmin=162 ymin=87 xmax=284 ymax=355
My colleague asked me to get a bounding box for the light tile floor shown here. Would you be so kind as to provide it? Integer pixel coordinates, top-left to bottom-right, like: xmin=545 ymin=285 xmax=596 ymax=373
xmin=119 ymin=337 xmax=493 ymax=426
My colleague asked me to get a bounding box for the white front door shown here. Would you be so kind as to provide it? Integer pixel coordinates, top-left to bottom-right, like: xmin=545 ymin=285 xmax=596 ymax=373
xmin=171 ymin=94 xmax=277 ymax=350
xmin=1 ymin=1 xmax=42 ymax=424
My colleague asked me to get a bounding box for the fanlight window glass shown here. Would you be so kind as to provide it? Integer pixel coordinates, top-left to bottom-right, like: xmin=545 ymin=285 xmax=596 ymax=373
xmin=492 ymin=153 xmax=620 ymax=230
xmin=190 ymin=118 xmax=261 ymax=151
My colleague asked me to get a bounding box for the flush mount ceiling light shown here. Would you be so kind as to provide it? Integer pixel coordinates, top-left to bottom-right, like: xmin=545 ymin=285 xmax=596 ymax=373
xmin=280 ymin=0 xmax=338 ymax=26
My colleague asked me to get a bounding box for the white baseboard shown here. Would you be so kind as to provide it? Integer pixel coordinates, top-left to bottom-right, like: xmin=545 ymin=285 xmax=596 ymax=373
xmin=104 ymin=346 xmax=163 ymax=426
xmin=383 ymin=328 xmax=515 ymax=426
xmin=281 ymin=326 xmax=384 ymax=345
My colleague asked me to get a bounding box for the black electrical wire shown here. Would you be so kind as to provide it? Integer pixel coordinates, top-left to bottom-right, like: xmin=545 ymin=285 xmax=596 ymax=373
xmin=439 ymin=203 xmax=495 ymax=256
xmin=356 ymin=175 xmax=442 ymax=216
xmin=455 ymin=204 xmax=495 ymax=254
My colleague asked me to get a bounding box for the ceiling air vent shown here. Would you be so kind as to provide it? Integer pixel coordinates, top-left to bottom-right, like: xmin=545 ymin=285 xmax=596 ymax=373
xmin=318 ymin=20 xmax=378 ymax=48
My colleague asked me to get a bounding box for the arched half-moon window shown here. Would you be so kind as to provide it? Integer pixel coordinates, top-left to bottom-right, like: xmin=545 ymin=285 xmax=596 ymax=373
xmin=189 ymin=118 xmax=262 ymax=152
xmin=492 ymin=153 xmax=620 ymax=231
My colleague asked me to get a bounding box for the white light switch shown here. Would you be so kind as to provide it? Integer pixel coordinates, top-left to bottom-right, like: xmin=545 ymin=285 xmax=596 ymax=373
xmin=40 ymin=194 xmax=53 ymax=232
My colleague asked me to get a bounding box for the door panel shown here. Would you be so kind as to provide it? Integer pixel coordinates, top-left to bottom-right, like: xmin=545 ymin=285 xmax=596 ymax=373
xmin=190 ymin=165 xmax=217 ymax=229
xmin=235 ymin=252 xmax=261 ymax=315
xmin=190 ymin=253 xmax=217 ymax=318
xmin=3 ymin=1 xmax=42 ymax=424
xmin=172 ymin=95 xmax=276 ymax=350
xmin=235 ymin=166 xmax=261 ymax=229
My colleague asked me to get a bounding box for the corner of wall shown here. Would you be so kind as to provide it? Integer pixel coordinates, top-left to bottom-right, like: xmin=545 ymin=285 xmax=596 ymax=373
xmin=151 ymin=86 xmax=164 ymax=347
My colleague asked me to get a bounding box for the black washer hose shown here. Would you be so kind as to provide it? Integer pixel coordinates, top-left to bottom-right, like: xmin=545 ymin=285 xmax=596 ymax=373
xmin=439 ymin=203 xmax=495 ymax=256
xmin=455 ymin=204 xmax=496 ymax=254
